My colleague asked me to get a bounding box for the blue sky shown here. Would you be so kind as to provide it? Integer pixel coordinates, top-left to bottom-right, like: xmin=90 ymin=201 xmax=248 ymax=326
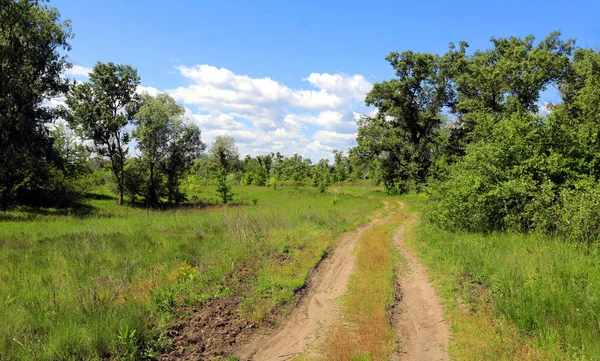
xmin=55 ymin=0 xmax=600 ymax=160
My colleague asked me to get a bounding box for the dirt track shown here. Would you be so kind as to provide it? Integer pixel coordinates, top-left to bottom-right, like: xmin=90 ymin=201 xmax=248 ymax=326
xmin=236 ymin=201 xmax=450 ymax=360
xmin=391 ymin=207 xmax=450 ymax=361
xmin=235 ymin=221 xmax=374 ymax=360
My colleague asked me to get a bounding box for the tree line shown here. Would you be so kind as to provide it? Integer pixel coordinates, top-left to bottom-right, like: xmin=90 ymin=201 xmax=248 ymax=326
xmin=354 ymin=32 xmax=600 ymax=243
xmin=0 ymin=0 xmax=379 ymax=211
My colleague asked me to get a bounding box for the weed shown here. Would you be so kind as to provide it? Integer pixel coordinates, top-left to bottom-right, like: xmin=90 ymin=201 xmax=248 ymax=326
xmin=116 ymin=324 xmax=138 ymax=360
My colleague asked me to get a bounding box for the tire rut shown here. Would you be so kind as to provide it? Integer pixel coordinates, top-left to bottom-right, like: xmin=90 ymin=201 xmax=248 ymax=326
xmin=390 ymin=205 xmax=450 ymax=361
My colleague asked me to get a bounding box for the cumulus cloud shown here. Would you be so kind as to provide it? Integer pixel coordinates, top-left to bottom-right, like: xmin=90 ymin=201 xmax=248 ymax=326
xmin=137 ymin=85 xmax=161 ymax=97
xmin=134 ymin=64 xmax=374 ymax=160
xmin=64 ymin=64 xmax=92 ymax=78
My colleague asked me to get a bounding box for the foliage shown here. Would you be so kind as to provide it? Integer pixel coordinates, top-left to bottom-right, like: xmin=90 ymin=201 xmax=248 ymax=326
xmin=133 ymin=92 xmax=205 ymax=207
xmin=215 ymin=167 xmax=234 ymax=204
xmin=65 ymin=62 xmax=140 ymax=205
xmin=208 ymin=135 xmax=240 ymax=173
xmin=0 ymin=0 xmax=73 ymax=209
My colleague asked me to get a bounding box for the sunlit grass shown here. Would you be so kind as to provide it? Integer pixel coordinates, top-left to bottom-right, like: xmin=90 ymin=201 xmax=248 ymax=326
xmin=0 ymin=185 xmax=381 ymax=360
xmin=403 ymin=196 xmax=600 ymax=361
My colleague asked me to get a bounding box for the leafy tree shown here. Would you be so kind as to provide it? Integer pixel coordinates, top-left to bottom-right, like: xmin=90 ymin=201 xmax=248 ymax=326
xmin=312 ymin=159 xmax=331 ymax=193
xmin=133 ymin=93 xmax=196 ymax=207
xmin=123 ymin=158 xmax=148 ymax=205
xmin=51 ymin=124 xmax=91 ymax=179
xmin=357 ymin=51 xmax=450 ymax=193
xmin=332 ymin=150 xmax=350 ymax=183
xmin=215 ymin=167 xmax=233 ymax=204
xmin=0 ymin=0 xmax=73 ymax=209
xmin=282 ymin=153 xmax=311 ymax=182
xmin=161 ymin=122 xmax=204 ymax=204
xmin=208 ymin=135 xmax=240 ymax=173
xmin=65 ymin=62 xmax=140 ymax=205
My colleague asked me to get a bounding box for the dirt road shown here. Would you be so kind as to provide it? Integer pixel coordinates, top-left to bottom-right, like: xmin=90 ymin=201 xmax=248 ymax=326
xmin=236 ymin=202 xmax=450 ymax=361
xmin=235 ymin=221 xmax=374 ymax=361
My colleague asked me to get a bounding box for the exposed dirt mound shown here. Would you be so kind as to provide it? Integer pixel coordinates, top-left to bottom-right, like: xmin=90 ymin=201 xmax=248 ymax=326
xmin=159 ymin=297 xmax=256 ymax=361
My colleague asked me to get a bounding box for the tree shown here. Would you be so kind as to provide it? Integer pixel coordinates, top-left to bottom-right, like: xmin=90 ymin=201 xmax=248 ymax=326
xmin=332 ymin=150 xmax=350 ymax=183
xmin=357 ymin=51 xmax=450 ymax=193
xmin=312 ymin=159 xmax=331 ymax=193
xmin=134 ymin=93 xmax=191 ymax=207
xmin=0 ymin=0 xmax=73 ymax=209
xmin=208 ymin=135 xmax=240 ymax=173
xmin=65 ymin=62 xmax=140 ymax=205
xmin=215 ymin=167 xmax=233 ymax=204
xmin=51 ymin=124 xmax=91 ymax=179
xmin=161 ymin=121 xmax=204 ymax=204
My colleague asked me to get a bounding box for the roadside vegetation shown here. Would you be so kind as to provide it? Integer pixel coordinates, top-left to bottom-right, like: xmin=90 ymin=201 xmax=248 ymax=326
xmin=402 ymin=195 xmax=600 ymax=360
xmin=0 ymin=186 xmax=381 ymax=360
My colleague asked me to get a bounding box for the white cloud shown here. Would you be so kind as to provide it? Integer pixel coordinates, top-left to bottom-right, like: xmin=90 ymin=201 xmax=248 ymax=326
xmin=540 ymin=102 xmax=553 ymax=115
xmin=159 ymin=64 xmax=374 ymax=159
xmin=304 ymin=73 xmax=372 ymax=101
xmin=136 ymin=85 xmax=161 ymax=97
xmin=192 ymin=112 xmax=246 ymax=130
xmin=169 ymin=65 xmax=343 ymax=111
xmin=65 ymin=64 xmax=92 ymax=78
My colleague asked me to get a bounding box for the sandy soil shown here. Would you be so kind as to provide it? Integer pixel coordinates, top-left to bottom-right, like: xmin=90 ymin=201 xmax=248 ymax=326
xmin=390 ymin=207 xmax=450 ymax=361
xmin=235 ymin=221 xmax=374 ymax=361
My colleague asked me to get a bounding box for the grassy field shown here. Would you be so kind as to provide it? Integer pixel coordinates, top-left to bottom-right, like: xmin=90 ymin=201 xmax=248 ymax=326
xmin=0 ymin=185 xmax=383 ymax=360
xmin=402 ymin=195 xmax=600 ymax=361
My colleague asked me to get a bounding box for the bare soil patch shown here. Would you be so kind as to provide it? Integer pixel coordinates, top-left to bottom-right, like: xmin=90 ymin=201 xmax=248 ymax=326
xmin=159 ymin=297 xmax=256 ymax=361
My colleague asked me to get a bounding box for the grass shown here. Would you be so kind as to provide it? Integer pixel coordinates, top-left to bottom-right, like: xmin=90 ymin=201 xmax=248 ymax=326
xmin=315 ymin=202 xmax=400 ymax=361
xmin=0 ymin=185 xmax=382 ymax=360
xmin=402 ymin=195 xmax=600 ymax=361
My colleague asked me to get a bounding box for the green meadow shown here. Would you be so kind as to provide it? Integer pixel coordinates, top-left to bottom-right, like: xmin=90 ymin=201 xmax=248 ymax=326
xmin=0 ymin=186 xmax=382 ymax=360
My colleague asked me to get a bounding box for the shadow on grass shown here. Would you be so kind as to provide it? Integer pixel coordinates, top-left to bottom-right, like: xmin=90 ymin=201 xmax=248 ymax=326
xmin=0 ymin=202 xmax=98 ymax=222
xmin=126 ymin=199 xmax=248 ymax=211
xmin=85 ymin=192 xmax=116 ymax=201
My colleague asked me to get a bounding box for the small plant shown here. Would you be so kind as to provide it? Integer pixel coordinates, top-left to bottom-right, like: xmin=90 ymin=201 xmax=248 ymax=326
xmin=332 ymin=196 xmax=340 ymax=205
xmin=178 ymin=261 xmax=199 ymax=282
xmin=117 ymin=324 xmax=138 ymax=361
xmin=215 ymin=167 xmax=234 ymax=204
xmin=252 ymin=196 xmax=259 ymax=205
xmin=151 ymin=284 xmax=177 ymax=316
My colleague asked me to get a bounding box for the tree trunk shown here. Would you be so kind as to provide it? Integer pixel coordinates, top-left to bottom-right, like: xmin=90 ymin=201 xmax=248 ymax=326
xmin=149 ymin=164 xmax=157 ymax=208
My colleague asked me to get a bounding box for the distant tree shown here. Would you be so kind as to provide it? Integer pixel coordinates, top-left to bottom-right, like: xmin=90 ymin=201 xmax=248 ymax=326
xmin=282 ymin=153 xmax=311 ymax=182
xmin=161 ymin=122 xmax=204 ymax=204
xmin=51 ymin=124 xmax=91 ymax=179
xmin=208 ymin=135 xmax=240 ymax=173
xmin=215 ymin=167 xmax=233 ymax=204
xmin=0 ymin=0 xmax=73 ymax=209
xmin=332 ymin=150 xmax=350 ymax=183
xmin=133 ymin=93 xmax=201 ymax=207
xmin=65 ymin=62 xmax=140 ymax=205
xmin=312 ymin=159 xmax=331 ymax=193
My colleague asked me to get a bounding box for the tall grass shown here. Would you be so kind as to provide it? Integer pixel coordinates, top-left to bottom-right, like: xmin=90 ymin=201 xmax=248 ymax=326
xmin=406 ymin=200 xmax=600 ymax=361
xmin=0 ymin=186 xmax=381 ymax=360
